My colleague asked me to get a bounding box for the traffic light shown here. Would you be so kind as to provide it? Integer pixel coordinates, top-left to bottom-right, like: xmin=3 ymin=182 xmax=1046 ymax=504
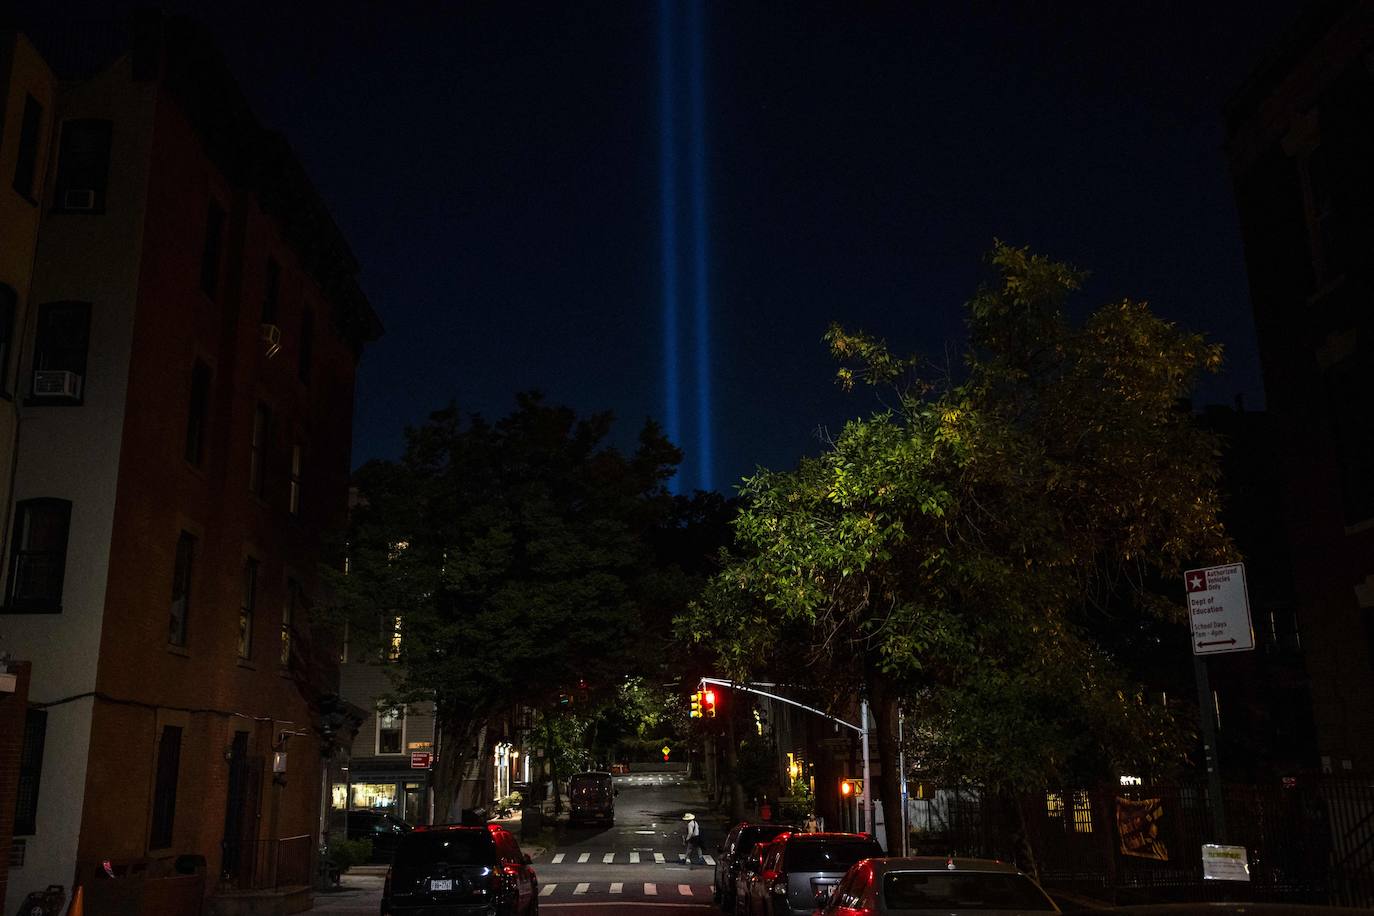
xmin=703 ymin=689 xmax=716 ymax=718
xmin=690 ymin=690 xmax=702 ymax=718
xmin=840 ymin=778 xmax=863 ymax=798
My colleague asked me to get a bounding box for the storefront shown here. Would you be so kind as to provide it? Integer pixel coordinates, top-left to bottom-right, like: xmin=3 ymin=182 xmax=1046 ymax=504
xmin=332 ymin=758 xmax=433 ymax=824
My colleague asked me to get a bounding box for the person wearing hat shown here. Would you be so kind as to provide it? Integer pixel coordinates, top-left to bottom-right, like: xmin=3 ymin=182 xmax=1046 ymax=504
xmin=681 ymin=812 xmax=703 ymax=866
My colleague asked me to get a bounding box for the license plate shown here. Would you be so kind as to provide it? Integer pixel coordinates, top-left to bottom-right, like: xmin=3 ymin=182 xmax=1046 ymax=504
xmin=430 ymin=879 xmax=453 ymax=891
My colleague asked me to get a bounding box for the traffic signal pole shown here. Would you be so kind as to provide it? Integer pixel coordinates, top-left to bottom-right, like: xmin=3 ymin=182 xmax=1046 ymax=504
xmin=698 ymin=677 xmax=874 ymax=838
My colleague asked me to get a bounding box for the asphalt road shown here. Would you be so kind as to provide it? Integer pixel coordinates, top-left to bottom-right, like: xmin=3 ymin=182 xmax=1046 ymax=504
xmin=311 ymin=769 xmax=725 ymax=915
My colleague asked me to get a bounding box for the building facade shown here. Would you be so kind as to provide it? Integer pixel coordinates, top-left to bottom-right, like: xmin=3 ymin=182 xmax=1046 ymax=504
xmin=1225 ymin=0 xmax=1374 ymax=774
xmin=0 ymin=17 xmax=379 ymax=913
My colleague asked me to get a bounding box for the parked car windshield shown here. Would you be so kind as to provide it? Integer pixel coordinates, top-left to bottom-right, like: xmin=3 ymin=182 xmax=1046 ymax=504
xmin=394 ymin=831 xmax=494 ymax=866
xmin=882 ymin=872 xmax=1056 ymax=911
xmin=785 ymin=839 xmax=881 ymax=871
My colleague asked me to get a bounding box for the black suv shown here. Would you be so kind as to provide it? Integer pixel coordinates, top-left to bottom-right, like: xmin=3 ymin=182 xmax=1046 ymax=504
xmin=382 ymin=824 xmax=539 ymax=915
xmin=340 ymin=810 xmax=412 ymax=863
xmin=713 ymin=822 xmax=798 ymax=912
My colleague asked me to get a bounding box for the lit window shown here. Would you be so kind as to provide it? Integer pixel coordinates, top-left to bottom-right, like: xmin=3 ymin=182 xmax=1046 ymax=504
xmin=377 ymin=707 xmax=404 ymax=755
xmin=387 ymin=616 xmax=402 ymax=662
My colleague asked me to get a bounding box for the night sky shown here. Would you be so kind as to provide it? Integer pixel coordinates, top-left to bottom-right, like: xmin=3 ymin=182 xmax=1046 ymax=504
xmin=30 ymin=2 xmax=1305 ymax=493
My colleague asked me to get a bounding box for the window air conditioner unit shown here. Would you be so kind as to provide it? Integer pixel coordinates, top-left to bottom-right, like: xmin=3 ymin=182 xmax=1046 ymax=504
xmin=260 ymin=323 xmax=282 ymax=358
xmin=63 ymin=189 xmax=97 ymax=210
xmin=33 ymin=369 xmax=81 ymax=398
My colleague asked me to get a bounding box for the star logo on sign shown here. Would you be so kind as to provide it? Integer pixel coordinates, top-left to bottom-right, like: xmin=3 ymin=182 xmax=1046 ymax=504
xmin=1187 ymin=572 xmax=1207 ymax=593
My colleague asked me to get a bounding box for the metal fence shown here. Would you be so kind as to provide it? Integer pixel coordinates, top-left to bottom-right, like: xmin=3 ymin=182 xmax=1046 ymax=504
xmin=907 ymin=778 xmax=1374 ymax=908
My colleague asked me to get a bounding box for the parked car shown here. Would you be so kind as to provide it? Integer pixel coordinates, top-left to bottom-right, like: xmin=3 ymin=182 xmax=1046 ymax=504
xmin=610 ymin=762 xmax=630 ymax=774
xmin=341 ymin=809 xmax=412 ymax=863
xmin=715 ymin=821 xmax=799 ymax=911
xmin=382 ymin=823 xmax=539 ymax=915
xmin=812 ymin=856 xmax=1059 ymax=914
xmin=743 ymin=831 xmax=884 ymax=916
xmin=568 ymin=770 xmax=617 ymax=826
xmin=736 ymin=839 xmax=777 ymax=915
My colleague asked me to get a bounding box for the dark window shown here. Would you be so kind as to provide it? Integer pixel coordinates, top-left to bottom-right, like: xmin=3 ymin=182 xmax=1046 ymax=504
xmin=288 ymin=445 xmax=302 ymax=515
xmin=14 ymin=709 xmax=46 ymax=835
xmin=0 ymin=284 xmax=16 ymax=395
xmin=882 ymin=871 xmax=1057 ymax=910
xmin=262 ymin=259 xmax=280 ymax=325
xmin=30 ymin=302 xmax=90 ymax=402
xmin=298 ymin=309 xmax=314 ymax=383
xmin=783 ymin=839 xmax=883 ymax=872
xmin=169 ymin=531 xmax=195 ymax=646
xmin=201 ymin=200 xmax=226 ymax=298
xmin=7 ymin=498 xmax=72 ymax=612
xmin=249 ymin=403 xmax=270 ymax=496
xmin=394 ymin=831 xmax=494 ymax=867
xmin=53 ymin=119 xmax=113 ymax=212
xmin=149 ymin=725 xmax=182 ymax=848
xmin=184 ymin=360 xmax=211 ymax=466
xmin=239 ymin=557 xmax=257 ymax=659
xmin=1325 ymin=346 xmax=1374 ymax=525
xmin=281 ymin=578 xmax=302 ymax=666
xmin=12 ymin=94 xmax=43 ymax=200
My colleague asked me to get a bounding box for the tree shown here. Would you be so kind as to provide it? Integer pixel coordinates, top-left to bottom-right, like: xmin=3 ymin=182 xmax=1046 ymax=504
xmin=333 ymin=393 xmax=680 ymax=818
xmin=679 ymin=244 xmax=1233 ymax=866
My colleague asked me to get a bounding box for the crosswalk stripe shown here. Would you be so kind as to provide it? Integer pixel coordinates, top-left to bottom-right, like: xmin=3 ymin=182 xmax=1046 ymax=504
xmin=610 ymin=882 xmax=623 ymax=894
xmin=540 ymin=884 xmax=555 ymax=897
xmin=653 ymin=852 xmax=665 ymax=864
xmin=577 ymin=853 xmax=590 ymax=863
xmin=551 ymin=853 xmax=565 ymax=864
xmin=678 ymin=884 xmax=692 ymax=896
xmin=645 ymin=883 xmax=658 ymax=896
xmin=629 ymin=851 xmax=640 ymax=863
xmin=574 ymin=883 xmax=589 ymax=895
xmin=603 ymin=852 xmax=615 ymax=863
xmin=704 ymin=855 xmax=716 ymax=866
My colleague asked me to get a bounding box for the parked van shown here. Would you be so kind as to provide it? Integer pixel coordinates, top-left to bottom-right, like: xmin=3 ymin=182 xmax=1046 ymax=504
xmin=568 ymin=771 xmax=616 ymax=826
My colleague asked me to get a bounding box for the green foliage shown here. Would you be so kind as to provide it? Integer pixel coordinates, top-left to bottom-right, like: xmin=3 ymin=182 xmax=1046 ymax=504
xmin=679 ymin=243 xmax=1232 ymax=793
xmin=326 ymin=837 xmax=372 ymax=873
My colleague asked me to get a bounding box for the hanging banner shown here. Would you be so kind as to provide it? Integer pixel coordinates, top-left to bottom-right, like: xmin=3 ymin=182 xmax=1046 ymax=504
xmin=1116 ymin=796 xmax=1169 ymax=861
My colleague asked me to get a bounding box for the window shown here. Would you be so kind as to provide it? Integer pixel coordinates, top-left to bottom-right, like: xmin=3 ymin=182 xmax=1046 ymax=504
xmin=149 ymin=725 xmax=182 ymax=848
xmin=281 ymin=578 xmax=303 ymax=666
xmin=30 ymin=301 xmax=91 ymax=402
xmin=12 ymin=94 xmax=43 ymax=200
xmin=298 ymin=308 xmax=314 ymax=383
xmin=386 ymin=615 xmax=402 ymax=662
xmin=377 ymin=706 xmax=404 ymax=755
xmin=239 ymin=557 xmax=257 ymax=659
xmin=169 ymin=531 xmax=195 ymax=646
xmin=14 ymin=709 xmax=46 ymax=835
xmin=0 ymin=284 xmax=15 ymax=395
xmin=201 ymin=199 xmax=226 ymax=298
xmin=184 ymin=360 xmax=211 ymax=466
xmin=7 ymin=498 xmax=72 ymax=612
xmin=262 ymin=259 xmax=280 ymax=325
xmin=289 ymin=445 xmax=302 ymax=515
xmin=53 ymin=119 xmax=113 ymax=212
xmin=249 ymin=402 xmax=270 ymax=496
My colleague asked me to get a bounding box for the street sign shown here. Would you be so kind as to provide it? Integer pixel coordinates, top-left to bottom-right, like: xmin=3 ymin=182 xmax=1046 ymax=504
xmin=410 ymin=751 xmax=432 ymax=769
xmin=661 ymin=744 xmax=671 ymax=761
xmin=1201 ymin=844 xmax=1250 ymax=881
xmin=1185 ymin=563 xmax=1255 ymax=655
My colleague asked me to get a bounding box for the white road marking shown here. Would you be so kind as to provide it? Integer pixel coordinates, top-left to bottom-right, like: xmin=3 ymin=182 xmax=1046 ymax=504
xmin=574 ymin=882 xmax=590 ymax=895
xmin=551 ymin=853 xmax=565 ymax=864
xmin=629 ymin=851 xmax=640 ymax=863
xmin=678 ymin=884 xmax=692 ymax=896
xmin=653 ymin=852 xmax=665 ymax=864
xmin=610 ymin=882 xmax=623 ymax=894
xmin=577 ymin=852 xmax=590 ymax=863
xmin=540 ymin=884 xmax=556 ymax=897
xmin=603 ymin=852 xmax=615 ymax=863
xmin=645 ymin=883 xmax=658 ymax=895
xmin=703 ymin=855 xmax=715 ymax=865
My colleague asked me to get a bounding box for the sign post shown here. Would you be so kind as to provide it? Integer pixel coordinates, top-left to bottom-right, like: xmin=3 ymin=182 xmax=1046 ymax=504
xmin=1185 ymin=563 xmax=1255 ymax=846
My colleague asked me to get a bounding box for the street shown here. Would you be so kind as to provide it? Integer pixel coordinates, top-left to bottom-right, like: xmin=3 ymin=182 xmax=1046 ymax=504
xmin=312 ymin=770 xmax=722 ymax=915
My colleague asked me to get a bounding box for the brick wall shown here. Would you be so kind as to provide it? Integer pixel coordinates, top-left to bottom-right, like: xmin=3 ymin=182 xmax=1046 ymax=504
xmin=0 ymin=662 xmax=33 ymax=907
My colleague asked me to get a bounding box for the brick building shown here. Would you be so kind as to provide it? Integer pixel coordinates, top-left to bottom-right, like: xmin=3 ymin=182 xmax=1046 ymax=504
xmin=0 ymin=16 xmax=380 ymax=913
xmin=1225 ymin=0 xmax=1374 ymax=774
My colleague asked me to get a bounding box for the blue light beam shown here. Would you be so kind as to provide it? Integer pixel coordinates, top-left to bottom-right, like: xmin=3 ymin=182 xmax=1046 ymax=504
xmin=688 ymin=0 xmax=713 ymax=493
xmin=658 ymin=0 xmax=682 ymax=491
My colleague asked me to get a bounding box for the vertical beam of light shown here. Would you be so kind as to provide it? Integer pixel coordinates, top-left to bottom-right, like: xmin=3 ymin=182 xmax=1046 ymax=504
xmin=658 ymin=0 xmax=682 ymax=492
xmin=688 ymin=0 xmax=713 ymax=493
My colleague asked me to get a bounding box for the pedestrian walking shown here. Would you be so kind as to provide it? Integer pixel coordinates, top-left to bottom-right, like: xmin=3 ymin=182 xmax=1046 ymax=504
xmin=681 ymin=812 xmax=704 ymax=867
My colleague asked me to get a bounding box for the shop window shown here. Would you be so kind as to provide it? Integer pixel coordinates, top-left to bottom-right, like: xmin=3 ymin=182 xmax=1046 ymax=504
xmin=351 ymin=782 xmax=397 ymax=811
xmin=7 ymin=498 xmax=72 ymax=612
xmin=53 ymin=119 xmax=112 ymax=212
xmin=30 ymin=301 xmax=90 ymax=404
xmin=184 ymin=360 xmax=211 ymax=466
xmin=149 ymin=725 xmax=182 ymax=848
xmin=12 ymin=94 xmax=43 ymax=201
xmin=239 ymin=557 xmax=257 ymax=659
xmin=14 ymin=709 xmax=46 ymax=834
xmin=201 ymin=199 xmax=225 ymax=298
xmin=377 ymin=706 xmax=404 ymax=755
xmin=169 ymin=531 xmax=195 ymax=646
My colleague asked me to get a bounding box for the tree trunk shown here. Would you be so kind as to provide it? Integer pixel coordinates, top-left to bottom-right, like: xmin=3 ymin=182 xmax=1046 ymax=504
xmin=435 ymin=715 xmax=485 ymax=822
xmin=725 ymin=695 xmax=747 ymax=822
xmin=867 ymin=667 xmax=905 ymax=855
xmin=1008 ymin=789 xmax=1040 ymax=880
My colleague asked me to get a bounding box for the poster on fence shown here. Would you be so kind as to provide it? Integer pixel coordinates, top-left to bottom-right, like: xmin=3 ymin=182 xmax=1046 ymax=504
xmin=1116 ymin=796 xmax=1169 ymax=861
